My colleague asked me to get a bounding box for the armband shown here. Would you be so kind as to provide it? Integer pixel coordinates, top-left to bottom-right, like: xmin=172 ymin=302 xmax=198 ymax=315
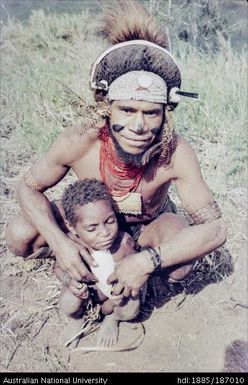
xmin=23 ymin=169 xmax=44 ymax=192
xmin=190 ymin=201 xmax=222 ymax=225
xmin=141 ymin=246 xmax=161 ymax=271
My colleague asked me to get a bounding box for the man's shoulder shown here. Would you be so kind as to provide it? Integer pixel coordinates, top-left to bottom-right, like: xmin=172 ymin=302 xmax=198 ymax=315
xmin=153 ymin=137 xmax=195 ymax=179
xmin=46 ymin=123 xmax=100 ymax=166
xmin=174 ymin=136 xmax=198 ymax=161
xmin=171 ymin=136 xmax=200 ymax=179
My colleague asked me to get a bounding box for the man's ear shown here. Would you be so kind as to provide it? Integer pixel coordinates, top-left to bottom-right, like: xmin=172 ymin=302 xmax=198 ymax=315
xmin=65 ymin=220 xmax=77 ymax=236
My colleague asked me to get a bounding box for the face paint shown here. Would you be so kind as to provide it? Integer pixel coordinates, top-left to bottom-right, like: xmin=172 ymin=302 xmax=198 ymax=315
xmin=112 ymin=124 xmax=124 ymax=132
xmin=151 ymin=126 xmax=163 ymax=137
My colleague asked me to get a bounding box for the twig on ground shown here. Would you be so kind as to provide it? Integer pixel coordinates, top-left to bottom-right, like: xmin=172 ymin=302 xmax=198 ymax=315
xmin=230 ymin=297 xmax=248 ymax=309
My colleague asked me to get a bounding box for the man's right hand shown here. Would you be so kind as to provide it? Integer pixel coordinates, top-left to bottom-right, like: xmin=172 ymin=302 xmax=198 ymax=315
xmin=54 ymin=234 xmax=98 ymax=282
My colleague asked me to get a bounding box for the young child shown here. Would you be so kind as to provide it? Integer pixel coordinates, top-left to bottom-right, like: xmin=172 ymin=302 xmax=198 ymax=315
xmin=54 ymin=179 xmax=140 ymax=348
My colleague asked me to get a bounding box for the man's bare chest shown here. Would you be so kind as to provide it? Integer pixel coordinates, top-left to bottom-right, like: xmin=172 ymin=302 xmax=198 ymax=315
xmin=71 ymin=148 xmax=172 ymax=218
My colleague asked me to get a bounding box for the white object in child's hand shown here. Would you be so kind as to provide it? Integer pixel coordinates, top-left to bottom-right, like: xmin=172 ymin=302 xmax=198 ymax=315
xmin=91 ymin=249 xmax=115 ymax=298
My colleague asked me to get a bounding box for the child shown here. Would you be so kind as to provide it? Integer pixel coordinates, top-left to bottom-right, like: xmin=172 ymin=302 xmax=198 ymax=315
xmin=54 ymin=178 xmax=140 ymax=348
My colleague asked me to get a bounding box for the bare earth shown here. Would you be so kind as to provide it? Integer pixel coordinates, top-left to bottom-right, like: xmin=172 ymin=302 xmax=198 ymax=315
xmin=0 ymin=136 xmax=247 ymax=373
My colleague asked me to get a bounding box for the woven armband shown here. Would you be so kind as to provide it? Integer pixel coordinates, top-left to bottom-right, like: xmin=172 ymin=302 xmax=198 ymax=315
xmin=141 ymin=246 xmax=161 ymax=270
xmin=23 ymin=169 xmax=44 ymax=192
xmin=190 ymin=201 xmax=222 ymax=225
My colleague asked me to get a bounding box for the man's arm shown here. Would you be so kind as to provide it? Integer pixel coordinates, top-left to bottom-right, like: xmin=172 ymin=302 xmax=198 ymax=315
xmin=108 ymin=138 xmax=227 ymax=295
xmin=157 ymin=137 xmax=226 ymax=267
xmin=16 ymin=129 xmax=97 ymax=281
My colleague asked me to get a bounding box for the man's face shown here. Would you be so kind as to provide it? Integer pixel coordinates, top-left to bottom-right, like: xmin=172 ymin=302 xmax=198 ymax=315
xmin=73 ymin=200 xmax=118 ymax=251
xmin=109 ymin=100 xmax=164 ymax=156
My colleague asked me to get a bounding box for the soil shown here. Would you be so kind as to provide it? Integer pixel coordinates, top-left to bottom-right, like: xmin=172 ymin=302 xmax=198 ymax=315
xmin=0 ymin=136 xmax=247 ymax=374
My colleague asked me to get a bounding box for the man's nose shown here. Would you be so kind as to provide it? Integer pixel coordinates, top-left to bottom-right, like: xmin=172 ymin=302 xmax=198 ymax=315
xmin=131 ymin=113 xmax=146 ymax=134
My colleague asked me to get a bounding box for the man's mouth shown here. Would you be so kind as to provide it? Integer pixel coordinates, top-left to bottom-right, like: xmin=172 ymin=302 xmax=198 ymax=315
xmin=121 ymin=134 xmax=152 ymax=147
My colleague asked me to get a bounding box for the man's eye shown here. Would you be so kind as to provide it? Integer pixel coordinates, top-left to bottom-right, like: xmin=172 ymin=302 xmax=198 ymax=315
xmin=145 ymin=111 xmax=157 ymax=116
xmin=121 ymin=108 xmax=133 ymax=114
xmin=86 ymin=228 xmax=96 ymax=232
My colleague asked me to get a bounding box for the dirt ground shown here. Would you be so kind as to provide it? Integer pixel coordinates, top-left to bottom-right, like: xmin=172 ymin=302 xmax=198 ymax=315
xmin=0 ymin=136 xmax=247 ymax=373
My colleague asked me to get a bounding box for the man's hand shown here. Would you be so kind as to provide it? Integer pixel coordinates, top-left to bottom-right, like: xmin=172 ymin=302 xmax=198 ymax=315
xmin=108 ymin=250 xmax=154 ymax=298
xmin=54 ymin=234 xmax=98 ymax=282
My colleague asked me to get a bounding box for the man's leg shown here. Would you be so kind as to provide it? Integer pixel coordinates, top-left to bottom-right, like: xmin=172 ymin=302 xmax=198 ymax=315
xmin=138 ymin=212 xmax=194 ymax=280
xmin=6 ymin=200 xmax=66 ymax=257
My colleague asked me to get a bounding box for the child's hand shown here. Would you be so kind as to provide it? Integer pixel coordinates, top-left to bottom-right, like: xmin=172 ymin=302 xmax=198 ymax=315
xmin=111 ymin=293 xmax=124 ymax=306
xmin=69 ymin=279 xmax=89 ymax=299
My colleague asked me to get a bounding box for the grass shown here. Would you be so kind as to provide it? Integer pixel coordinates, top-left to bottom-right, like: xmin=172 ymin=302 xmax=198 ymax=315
xmin=0 ymin=5 xmax=247 ymax=198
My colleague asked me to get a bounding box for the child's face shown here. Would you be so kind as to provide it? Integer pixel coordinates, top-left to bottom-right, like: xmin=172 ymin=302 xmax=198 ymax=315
xmin=73 ymin=200 xmax=118 ymax=250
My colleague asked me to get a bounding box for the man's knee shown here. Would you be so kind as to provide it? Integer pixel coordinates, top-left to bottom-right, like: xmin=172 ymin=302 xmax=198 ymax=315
xmin=138 ymin=213 xmax=188 ymax=247
xmin=5 ymin=216 xmax=37 ymax=256
xmin=167 ymin=262 xmax=194 ymax=281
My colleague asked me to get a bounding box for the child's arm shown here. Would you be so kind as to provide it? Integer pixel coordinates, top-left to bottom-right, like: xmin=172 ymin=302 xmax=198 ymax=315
xmin=113 ymin=231 xmax=136 ymax=261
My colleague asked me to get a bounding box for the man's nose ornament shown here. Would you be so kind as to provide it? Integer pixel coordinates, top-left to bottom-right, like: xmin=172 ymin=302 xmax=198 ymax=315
xmin=136 ymin=124 xmax=144 ymax=134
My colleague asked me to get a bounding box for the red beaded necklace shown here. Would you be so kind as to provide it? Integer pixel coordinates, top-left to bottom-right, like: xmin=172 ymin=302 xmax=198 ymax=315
xmin=99 ymin=125 xmax=145 ymax=197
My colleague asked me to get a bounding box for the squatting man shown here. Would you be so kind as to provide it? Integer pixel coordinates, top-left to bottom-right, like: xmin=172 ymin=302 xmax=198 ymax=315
xmin=6 ymin=0 xmax=226 ymax=346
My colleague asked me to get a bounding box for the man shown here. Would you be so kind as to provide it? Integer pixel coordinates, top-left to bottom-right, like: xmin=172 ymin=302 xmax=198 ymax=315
xmin=6 ymin=0 xmax=226 ymax=298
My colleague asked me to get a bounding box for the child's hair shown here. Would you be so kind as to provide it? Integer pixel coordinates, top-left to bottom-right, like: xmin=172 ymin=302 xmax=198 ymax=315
xmin=61 ymin=178 xmax=114 ymax=226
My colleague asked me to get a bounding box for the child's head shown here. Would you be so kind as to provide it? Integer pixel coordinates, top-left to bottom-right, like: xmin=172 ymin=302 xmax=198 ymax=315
xmin=62 ymin=179 xmax=118 ymax=250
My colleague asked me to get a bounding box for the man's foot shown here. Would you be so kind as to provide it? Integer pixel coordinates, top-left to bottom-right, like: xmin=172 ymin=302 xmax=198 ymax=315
xmin=97 ymin=314 xmax=119 ymax=347
xmin=60 ymin=318 xmax=88 ymax=348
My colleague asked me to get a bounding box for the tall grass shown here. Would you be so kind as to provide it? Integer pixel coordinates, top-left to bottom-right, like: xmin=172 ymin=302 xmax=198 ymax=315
xmin=1 ymin=6 xmax=247 ymax=196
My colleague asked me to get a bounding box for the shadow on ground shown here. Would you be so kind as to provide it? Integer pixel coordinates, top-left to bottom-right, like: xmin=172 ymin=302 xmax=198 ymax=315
xmin=137 ymin=247 xmax=234 ymax=322
xmin=223 ymin=340 xmax=248 ymax=372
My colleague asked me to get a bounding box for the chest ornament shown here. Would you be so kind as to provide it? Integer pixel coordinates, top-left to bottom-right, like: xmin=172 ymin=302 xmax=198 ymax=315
xmin=112 ymin=192 xmax=142 ymax=215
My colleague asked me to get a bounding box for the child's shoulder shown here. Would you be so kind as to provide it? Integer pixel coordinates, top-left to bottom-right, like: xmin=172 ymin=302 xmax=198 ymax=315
xmin=119 ymin=231 xmax=135 ymax=249
xmin=111 ymin=231 xmax=136 ymax=257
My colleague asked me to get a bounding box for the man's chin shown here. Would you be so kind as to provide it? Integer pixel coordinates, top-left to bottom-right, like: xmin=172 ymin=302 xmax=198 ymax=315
xmin=108 ymin=127 xmax=147 ymax=166
xmin=114 ymin=142 xmax=146 ymax=166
